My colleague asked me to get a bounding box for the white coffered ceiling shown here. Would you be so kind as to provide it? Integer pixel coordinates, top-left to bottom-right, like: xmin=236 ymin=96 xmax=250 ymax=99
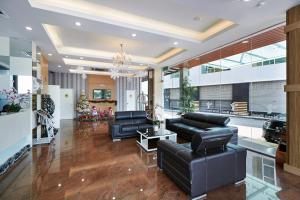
xmin=0 ymin=0 xmax=299 ymax=73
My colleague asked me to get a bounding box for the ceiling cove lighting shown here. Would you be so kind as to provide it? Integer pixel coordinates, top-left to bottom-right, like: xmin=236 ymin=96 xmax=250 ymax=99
xmin=25 ymin=26 xmax=32 ymax=31
xmin=69 ymin=69 xmax=134 ymax=77
xmin=29 ymin=0 xmax=235 ymax=43
xmin=42 ymin=24 xmax=186 ymax=64
xmin=63 ymin=58 xmax=148 ymax=70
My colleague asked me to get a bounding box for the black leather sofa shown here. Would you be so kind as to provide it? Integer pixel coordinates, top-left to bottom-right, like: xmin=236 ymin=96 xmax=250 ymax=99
xmin=109 ymin=111 xmax=153 ymax=141
xmin=166 ymin=112 xmax=238 ymax=144
xmin=157 ymin=131 xmax=246 ymax=199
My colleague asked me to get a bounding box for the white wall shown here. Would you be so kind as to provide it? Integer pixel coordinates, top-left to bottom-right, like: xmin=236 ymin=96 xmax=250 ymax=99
xmin=164 ymin=63 xmax=286 ymax=89
xmin=0 ymin=36 xmax=32 ymax=166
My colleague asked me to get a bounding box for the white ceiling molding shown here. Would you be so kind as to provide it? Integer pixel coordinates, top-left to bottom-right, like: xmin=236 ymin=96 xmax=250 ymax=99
xmin=43 ymin=24 xmax=185 ymax=65
xmin=63 ymin=58 xmax=148 ymax=71
xmin=69 ymin=69 xmax=134 ymax=77
xmin=29 ymin=0 xmax=235 ymax=43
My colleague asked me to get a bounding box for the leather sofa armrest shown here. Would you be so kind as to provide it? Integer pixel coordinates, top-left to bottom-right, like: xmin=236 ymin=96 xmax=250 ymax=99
xmin=109 ymin=123 xmax=120 ymax=139
xmin=157 ymin=140 xmax=192 ymax=164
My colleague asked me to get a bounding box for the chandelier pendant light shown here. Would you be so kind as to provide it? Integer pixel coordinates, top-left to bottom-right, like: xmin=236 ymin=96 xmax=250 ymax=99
xmin=112 ymin=44 xmax=131 ymax=69
xmin=111 ymin=44 xmax=132 ymax=79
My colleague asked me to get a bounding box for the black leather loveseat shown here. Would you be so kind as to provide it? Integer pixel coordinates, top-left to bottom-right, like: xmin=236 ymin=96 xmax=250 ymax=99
xmin=109 ymin=111 xmax=153 ymax=141
xmin=157 ymin=131 xmax=246 ymax=199
xmin=166 ymin=112 xmax=238 ymax=144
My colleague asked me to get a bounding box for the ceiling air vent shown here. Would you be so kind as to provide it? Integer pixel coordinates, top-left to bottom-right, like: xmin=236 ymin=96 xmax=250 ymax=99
xmin=0 ymin=8 xmax=9 ymax=19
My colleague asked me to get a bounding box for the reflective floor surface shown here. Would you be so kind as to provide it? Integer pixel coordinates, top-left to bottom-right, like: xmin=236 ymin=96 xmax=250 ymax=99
xmin=1 ymin=120 xmax=300 ymax=200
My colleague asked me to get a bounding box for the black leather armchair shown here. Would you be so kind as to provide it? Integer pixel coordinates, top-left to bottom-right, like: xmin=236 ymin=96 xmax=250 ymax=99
xmin=157 ymin=131 xmax=246 ymax=199
xmin=166 ymin=112 xmax=238 ymax=144
xmin=109 ymin=111 xmax=153 ymax=141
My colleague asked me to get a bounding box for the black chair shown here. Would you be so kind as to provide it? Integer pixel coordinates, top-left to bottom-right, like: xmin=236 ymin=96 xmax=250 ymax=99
xmin=157 ymin=131 xmax=246 ymax=199
xmin=109 ymin=111 xmax=153 ymax=141
xmin=166 ymin=112 xmax=238 ymax=144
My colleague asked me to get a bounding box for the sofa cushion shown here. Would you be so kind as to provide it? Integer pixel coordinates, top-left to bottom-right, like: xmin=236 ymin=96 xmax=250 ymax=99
xmin=181 ymin=118 xmax=217 ymax=129
xmin=133 ymin=118 xmax=148 ymax=124
xmin=115 ymin=111 xmax=132 ymax=120
xmin=138 ymin=124 xmax=153 ymax=129
xmin=115 ymin=119 xmax=133 ymax=126
xmin=121 ymin=125 xmax=139 ymax=132
xmin=172 ymin=123 xmax=206 ymax=135
xmin=191 ymin=130 xmax=233 ymax=155
xmin=132 ymin=111 xmax=147 ymax=119
xmin=183 ymin=113 xmax=230 ymax=126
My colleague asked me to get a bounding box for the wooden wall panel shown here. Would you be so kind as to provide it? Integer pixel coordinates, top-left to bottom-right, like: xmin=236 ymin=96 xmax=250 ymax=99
xmin=285 ymin=4 xmax=300 ymax=176
xmin=175 ymin=26 xmax=285 ymax=69
xmin=40 ymin=55 xmax=48 ymax=93
xmin=87 ymin=75 xmax=116 ymax=100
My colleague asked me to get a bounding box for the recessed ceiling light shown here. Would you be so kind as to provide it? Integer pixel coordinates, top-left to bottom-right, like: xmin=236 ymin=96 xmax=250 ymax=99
xmin=242 ymin=0 xmax=251 ymax=2
xmin=193 ymin=16 xmax=201 ymax=21
xmin=37 ymin=52 xmax=41 ymax=55
xmin=65 ymin=55 xmax=68 ymax=58
xmin=242 ymin=40 xmax=249 ymax=44
xmin=58 ymin=65 xmax=62 ymax=68
xmin=75 ymin=21 xmax=81 ymax=26
xmin=25 ymin=26 xmax=32 ymax=31
xmin=173 ymin=41 xmax=178 ymax=45
xmin=131 ymin=33 xmax=136 ymax=37
xmin=80 ymin=57 xmax=84 ymax=60
xmin=48 ymin=53 xmax=52 ymax=56
xmin=256 ymin=1 xmax=266 ymax=7
xmin=139 ymin=63 xmax=143 ymax=66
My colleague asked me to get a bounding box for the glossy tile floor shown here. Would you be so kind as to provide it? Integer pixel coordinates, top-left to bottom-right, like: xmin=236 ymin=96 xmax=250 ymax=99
xmin=1 ymin=120 xmax=300 ymax=200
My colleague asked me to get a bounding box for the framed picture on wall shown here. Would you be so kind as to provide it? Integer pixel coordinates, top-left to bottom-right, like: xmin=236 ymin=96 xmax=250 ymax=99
xmin=93 ymin=89 xmax=112 ymax=99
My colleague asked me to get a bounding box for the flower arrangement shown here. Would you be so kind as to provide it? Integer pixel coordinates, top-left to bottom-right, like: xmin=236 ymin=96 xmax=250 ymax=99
xmin=0 ymin=88 xmax=23 ymax=113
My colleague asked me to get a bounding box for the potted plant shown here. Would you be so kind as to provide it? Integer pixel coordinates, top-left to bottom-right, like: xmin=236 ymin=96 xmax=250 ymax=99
xmin=179 ymin=77 xmax=195 ymax=115
xmin=153 ymin=119 xmax=160 ymax=131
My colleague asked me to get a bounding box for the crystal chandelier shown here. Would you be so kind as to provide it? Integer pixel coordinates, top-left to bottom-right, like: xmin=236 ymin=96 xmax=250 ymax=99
xmin=112 ymin=44 xmax=131 ymax=68
xmin=111 ymin=44 xmax=131 ymax=79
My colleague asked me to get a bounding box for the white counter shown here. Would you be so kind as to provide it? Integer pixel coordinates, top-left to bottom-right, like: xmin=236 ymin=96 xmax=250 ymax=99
xmin=0 ymin=109 xmax=32 ymax=165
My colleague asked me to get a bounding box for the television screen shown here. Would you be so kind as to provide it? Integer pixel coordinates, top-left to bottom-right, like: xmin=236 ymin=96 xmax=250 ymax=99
xmin=93 ymin=89 xmax=112 ymax=100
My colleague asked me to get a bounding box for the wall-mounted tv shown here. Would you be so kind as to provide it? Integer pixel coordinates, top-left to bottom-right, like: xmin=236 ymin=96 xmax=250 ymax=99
xmin=93 ymin=89 xmax=112 ymax=100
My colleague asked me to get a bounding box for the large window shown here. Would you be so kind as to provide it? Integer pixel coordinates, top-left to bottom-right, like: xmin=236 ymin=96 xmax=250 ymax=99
xmin=163 ymin=27 xmax=286 ymax=155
